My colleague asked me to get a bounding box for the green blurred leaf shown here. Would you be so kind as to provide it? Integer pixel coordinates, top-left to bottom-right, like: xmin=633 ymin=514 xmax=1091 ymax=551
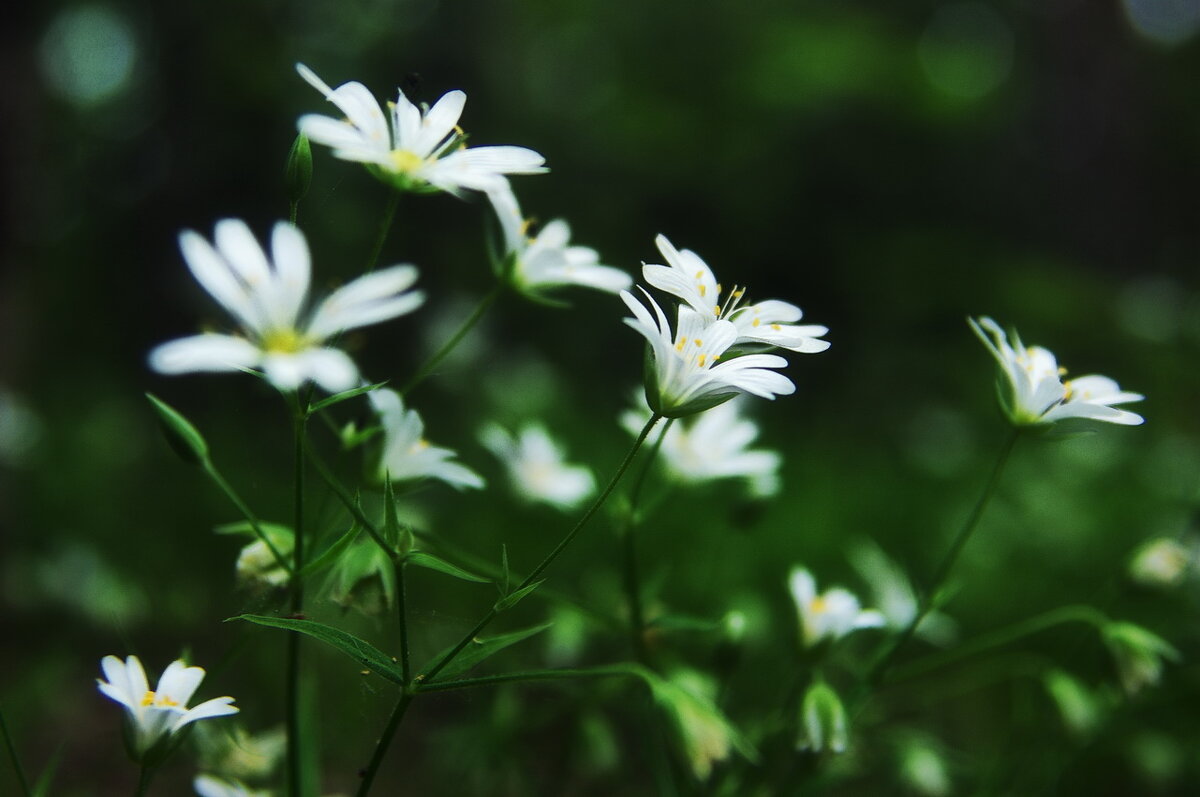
xmin=299 ymin=523 xmax=361 ymax=579
xmin=231 ymin=615 xmax=403 ymax=685
xmin=146 ymin=392 xmax=209 ymax=465
xmin=406 ymin=551 xmax=490 ymax=583
xmin=494 ymin=580 xmax=545 ymax=612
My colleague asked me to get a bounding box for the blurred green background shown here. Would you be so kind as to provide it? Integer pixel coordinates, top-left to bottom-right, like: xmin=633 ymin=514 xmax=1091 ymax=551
xmin=4 ymin=0 xmax=1200 ymax=794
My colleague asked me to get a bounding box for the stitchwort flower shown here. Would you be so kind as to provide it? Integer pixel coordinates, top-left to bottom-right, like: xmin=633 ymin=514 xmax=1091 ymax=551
xmin=97 ymin=655 xmax=239 ymax=760
xmin=480 ymin=421 xmax=595 ymax=510
xmin=371 ymin=388 xmax=483 ymax=490
xmin=622 ymin=288 xmax=795 ymax=418
xmin=789 ymin=567 xmax=885 ymax=648
xmin=150 ymin=220 xmax=423 ymax=393
xmin=969 ymin=316 xmax=1144 ymax=427
xmin=487 ymin=185 xmax=631 ymax=298
xmin=297 ymin=64 xmax=546 ymax=196
xmin=644 ymin=235 xmax=829 ymax=353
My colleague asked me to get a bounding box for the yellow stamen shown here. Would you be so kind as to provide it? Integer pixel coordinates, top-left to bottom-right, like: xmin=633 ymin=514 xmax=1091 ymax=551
xmin=261 ymin=328 xmax=309 ymax=354
xmin=698 ymin=354 xmax=707 ymax=367
xmin=693 ymin=338 xmax=703 ymax=347
xmin=699 ymin=284 xmax=706 ymax=297
xmin=694 ymin=270 xmax=703 ymax=279
xmin=771 ymin=323 xmax=781 ymax=330
xmin=389 ymin=148 xmax=426 ymax=174
xmin=752 ymin=318 xmax=761 ymax=327
xmin=809 ymin=596 xmax=828 ymax=614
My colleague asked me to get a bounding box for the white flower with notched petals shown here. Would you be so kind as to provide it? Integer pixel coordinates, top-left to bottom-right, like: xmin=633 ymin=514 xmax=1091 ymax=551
xmin=297 ymin=64 xmax=546 ymax=197
xmin=644 ymin=235 xmax=829 ymax=354
xmin=150 ymin=220 xmax=423 ymax=393
xmin=480 ymin=422 xmax=595 ymax=510
xmin=788 ymin=568 xmax=885 ymax=648
xmin=97 ymin=655 xmax=238 ymax=758
xmin=620 ymin=397 xmax=781 ymax=496
xmin=487 ymin=186 xmax=631 ymax=297
xmin=969 ymin=316 xmax=1144 ymax=427
xmin=371 ymin=388 xmax=483 ymax=490
xmin=622 ymin=288 xmax=795 ymax=418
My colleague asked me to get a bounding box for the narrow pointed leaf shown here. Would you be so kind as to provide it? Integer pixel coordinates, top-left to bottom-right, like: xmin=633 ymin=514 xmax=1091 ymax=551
xmin=299 ymin=522 xmax=361 ymax=578
xmin=307 ymin=381 xmax=388 ymax=416
xmin=424 ymin=621 xmax=553 ymax=682
xmin=406 ymin=551 xmax=490 ymax=583
xmin=494 ymin=580 xmax=545 ymax=612
xmin=231 ymin=615 xmax=404 ymax=684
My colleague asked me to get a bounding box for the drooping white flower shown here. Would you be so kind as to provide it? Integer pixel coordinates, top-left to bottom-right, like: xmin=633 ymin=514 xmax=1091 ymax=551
xmin=194 ymin=775 xmax=270 ymax=797
xmin=370 ymin=388 xmax=483 ymax=490
xmin=644 ymin=235 xmax=830 ymax=353
xmin=622 ymin=288 xmax=795 ymax=418
xmin=97 ymin=655 xmax=238 ymax=758
xmin=487 ymin=186 xmax=631 ymax=297
xmin=479 ymin=422 xmax=595 ymax=510
xmin=620 ymin=396 xmax=781 ymax=496
xmin=788 ymin=567 xmax=885 ymax=648
xmin=297 ymin=64 xmax=546 ymax=197
xmin=969 ymin=316 xmax=1144 ymax=427
xmin=1128 ymin=537 xmax=1192 ymax=588
xmin=150 ymin=220 xmax=423 ymax=393
xmin=848 ymin=540 xmax=957 ymax=646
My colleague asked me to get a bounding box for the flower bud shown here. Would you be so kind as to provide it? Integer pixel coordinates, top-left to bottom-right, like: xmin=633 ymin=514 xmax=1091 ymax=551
xmin=798 ymin=680 xmax=848 ymax=753
xmin=1102 ymin=622 xmax=1180 ymax=695
xmin=284 ymin=133 xmax=312 ymax=204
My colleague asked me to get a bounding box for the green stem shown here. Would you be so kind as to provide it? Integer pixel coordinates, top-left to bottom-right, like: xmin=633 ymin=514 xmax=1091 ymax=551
xmin=886 ymin=605 xmax=1110 ymax=686
xmin=0 ymin=706 xmax=32 ymax=797
xmin=201 ymin=460 xmax=292 ymax=575
xmin=399 ymin=283 xmax=503 ymax=397
xmin=134 ymin=764 xmax=155 ymax=797
xmin=416 ymin=663 xmax=649 ymax=693
xmin=353 ymin=692 xmax=414 ymax=797
xmin=303 ymin=439 xmax=391 ymax=554
xmin=620 ymin=418 xmax=673 ymax=664
xmin=286 ymin=406 xmax=309 ymax=797
xmin=364 ymin=191 xmax=400 ymax=274
xmin=421 ymin=413 xmax=663 ymax=685
xmin=396 ymin=559 xmax=411 ymax=684
xmin=289 ymin=200 xmax=299 ymax=226
xmin=866 ymin=428 xmax=1020 ymax=688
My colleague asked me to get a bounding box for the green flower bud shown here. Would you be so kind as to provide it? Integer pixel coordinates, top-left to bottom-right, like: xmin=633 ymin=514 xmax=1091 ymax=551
xmin=798 ymin=680 xmax=848 ymax=753
xmin=284 ymin=133 xmax=312 ymax=204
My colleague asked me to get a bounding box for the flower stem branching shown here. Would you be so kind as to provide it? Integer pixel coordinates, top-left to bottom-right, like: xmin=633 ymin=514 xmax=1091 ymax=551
xmin=620 ymin=418 xmax=673 ymax=664
xmin=363 ymin=191 xmax=400 ymax=274
xmin=399 ymin=282 xmax=504 ymax=397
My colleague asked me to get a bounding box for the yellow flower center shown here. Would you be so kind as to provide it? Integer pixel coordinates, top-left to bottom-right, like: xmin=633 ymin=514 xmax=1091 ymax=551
xmin=261 ymin=328 xmax=309 ymax=354
xmin=809 ymin=596 xmax=828 ymax=615
xmin=389 ymin=148 xmax=427 ymax=175
xmin=140 ymin=690 xmax=180 ymax=708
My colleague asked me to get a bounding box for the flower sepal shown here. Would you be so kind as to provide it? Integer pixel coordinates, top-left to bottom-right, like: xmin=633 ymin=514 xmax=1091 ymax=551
xmin=639 ymin=347 xmax=739 ymax=419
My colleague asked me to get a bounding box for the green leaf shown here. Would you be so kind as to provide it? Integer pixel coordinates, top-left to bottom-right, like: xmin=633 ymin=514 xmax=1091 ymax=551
xmin=32 ymin=746 xmax=62 ymax=797
xmin=146 ymin=393 xmax=209 ymax=465
xmin=494 ymin=580 xmax=545 ymax=612
xmin=500 ymin=544 xmax=511 ymax=594
xmin=299 ymin=522 xmax=361 ymax=579
xmin=382 ymin=476 xmax=413 ymax=556
xmin=231 ymin=615 xmax=404 ymax=685
xmin=285 ymin=132 xmax=312 ymax=203
xmin=425 ymin=622 xmax=553 ymax=681
xmin=406 ymin=551 xmax=490 ymax=583
xmin=307 ymin=381 xmax=388 ymax=416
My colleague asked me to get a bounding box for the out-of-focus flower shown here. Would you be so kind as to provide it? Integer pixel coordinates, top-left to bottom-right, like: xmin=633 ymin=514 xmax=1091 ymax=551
xmin=895 ymin=734 xmax=952 ymax=796
xmin=1129 ymin=537 xmax=1192 ymax=588
xmin=647 ymin=669 xmax=755 ymax=780
xmin=789 ymin=567 xmax=885 ymax=648
xmin=97 ymin=655 xmax=238 ymax=759
xmin=620 ymin=396 xmax=781 ymax=496
xmin=1102 ymin=622 xmax=1180 ymax=695
xmin=297 ymin=64 xmax=545 ymax=196
xmin=798 ymin=681 xmax=848 ymax=753
xmin=644 ymin=235 xmax=829 ymax=353
xmin=195 ymin=724 xmax=286 ymax=783
xmin=622 ymin=288 xmax=794 ymax=418
xmin=968 ymin=316 xmax=1144 ymax=427
xmin=371 ymin=388 xmax=483 ymax=490
xmin=479 ymin=422 xmax=594 ymax=510
xmin=235 ymin=529 xmax=293 ymax=590
xmin=848 ymin=539 xmax=956 ymax=646
xmin=488 ymin=186 xmax=631 ymax=298
xmin=150 ymin=220 xmax=423 ymax=393
xmin=1042 ymin=669 xmax=1114 ymax=738
xmin=194 ymin=775 xmax=270 ymax=797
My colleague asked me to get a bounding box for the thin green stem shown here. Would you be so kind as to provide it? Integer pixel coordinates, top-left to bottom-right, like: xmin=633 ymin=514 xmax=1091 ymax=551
xmin=201 ymin=460 xmax=292 ymax=575
xmin=886 ymin=605 xmax=1110 ymax=686
xmin=399 ymin=283 xmax=503 ymax=397
xmin=421 ymin=413 xmax=663 ymax=685
xmin=865 ymin=428 xmax=1021 ymax=688
xmin=396 ymin=559 xmax=411 ymax=684
xmin=621 ymin=418 xmax=673 ymax=664
xmin=353 ymin=692 xmax=414 ymax=797
xmin=415 ymin=663 xmax=649 ymax=693
xmin=286 ymin=406 xmax=309 ymax=797
xmin=134 ymin=764 xmax=155 ymax=797
xmin=0 ymin=706 xmax=32 ymax=797
xmin=303 ymin=438 xmax=391 ymax=554
xmin=364 ymin=191 xmax=400 ymax=274
xmin=289 ymin=200 xmax=298 ymax=226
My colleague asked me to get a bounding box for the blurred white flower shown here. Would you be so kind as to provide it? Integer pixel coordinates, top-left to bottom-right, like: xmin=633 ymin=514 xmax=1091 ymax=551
xmin=1102 ymin=622 xmax=1179 ymax=695
xmin=97 ymin=655 xmax=238 ymax=758
xmin=622 ymin=288 xmax=795 ymax=418
xmin=644 ymin=235 xmax=829 ymax=353
xmin=479 ymin=422 xmax=595 ymax=510
xmin=150 ymin=220 xmax=423 ymax=393
xmin=297 ymin=64 xmax=545 ymax=197
xmin=788 ymin=567 xmax=885 ymax=648
xmin=647 ymin=669 xmax=754 ymax=780
xmin=969 ymin=316 xmax=1144 ymax=427
xmin=848 ymin=539 xmax=956 ymax=646
xmin=488 ymin=186 xmax=631 ymax=297
xmin=620 ymin=397 xmax=781 ymax=496
xmin=371 ymin=388 xmax=483 ymax=490
xmin=194 ymin=775 xmax=270 ymax=797
xmin=1129 ymin=537 xmax=1192 ymax=588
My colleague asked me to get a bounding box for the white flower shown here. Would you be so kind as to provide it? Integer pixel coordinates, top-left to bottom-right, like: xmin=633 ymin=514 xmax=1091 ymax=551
xmin=969 ymin=316 xmax=1144 ymax=427
xmin=297 ymin=64 xmax=546 ymax=197
xmin=1102 ymin=622 xmax=1179 ymax=695
xmin=194 ymin=775 xmax=270 ymax=797
xmin=97 ymin=655 xmax=238 ymax=758
xmin=620 ymin=397 xmax=781 ymax=496
xmin=371 ymin=388 xmax=483 ymax=490
xmin=487 ymin=186 xmax=631 ymax=297
xmin=644 ymin=235 xmax=830 ymax=353
xmin=848 ymin=540 xmax=957 ymax=646
xmin=479 ymin=422 xmax=595 ymax=510
xmin=622 ymin=288 xmax=795 ymax=418
xmin=1129 ymin=537 xmax=1192 ymax=588
xmin=788 ymin=567 xmax=885 ymax=648
xmin=150 ymin=220 xmax=423 ymax=393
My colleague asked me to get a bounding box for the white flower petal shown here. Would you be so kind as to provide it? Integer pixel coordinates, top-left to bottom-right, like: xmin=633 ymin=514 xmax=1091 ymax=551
xmin=149 ymin=335 xmax=261 ymax=375
xmin=306 ymin=265 xmax=422 ymax=339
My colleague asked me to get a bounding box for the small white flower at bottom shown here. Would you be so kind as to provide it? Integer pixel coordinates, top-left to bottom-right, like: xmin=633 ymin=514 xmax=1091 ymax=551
xmin=194 ymin=775 xmax=270 ymax=797
xmin=97 ymin=655 xmax=238 ymax=758
xmin=370 ymin=388 xmax=483 ymax=490
xmin=479 ymin=422 xmax=595 ymax=510
xmin=788 ymin=568 xmax=885 ymax=648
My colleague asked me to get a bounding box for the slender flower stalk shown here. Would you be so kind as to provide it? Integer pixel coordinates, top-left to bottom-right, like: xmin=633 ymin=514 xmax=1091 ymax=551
xmin=399 ymin=283 xmax=504 ymax=396
xmin=285 ymin=404 xmax=308 ymax=797
xmin=0 ymin=705 xmax=32 ymax=797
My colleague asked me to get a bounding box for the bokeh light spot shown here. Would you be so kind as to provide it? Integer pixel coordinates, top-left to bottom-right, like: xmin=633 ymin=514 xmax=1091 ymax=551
xmin=918 ymin=2 xmax=1014 ymax=100
xmin=1122 ymin=0 xmax=1200 ymax=46
xmin=39 ymin=5 xmax=138 ymax=106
